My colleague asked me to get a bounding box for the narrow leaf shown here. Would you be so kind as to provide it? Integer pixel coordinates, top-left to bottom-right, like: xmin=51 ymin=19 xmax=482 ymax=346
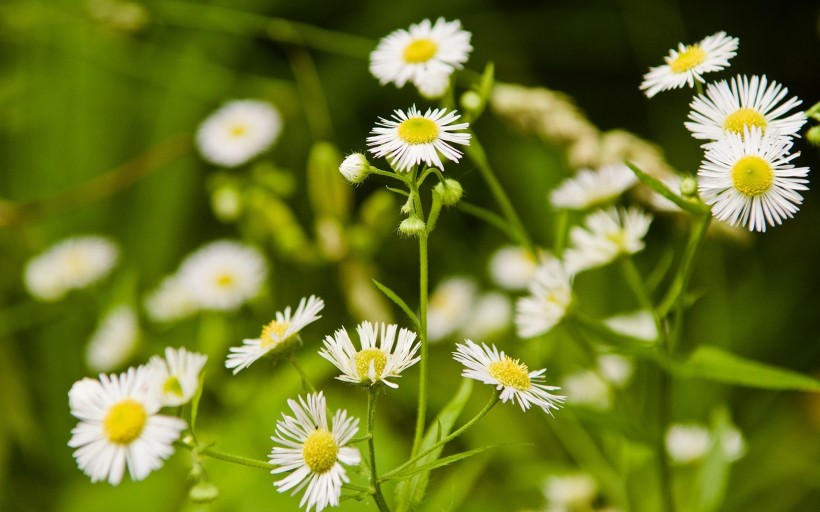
xmin=385 ymin=445 xmax=503 ymax=481
xmin=371 ymin=279 xmax=420 ymax=330
xmin=625 ymin=162 xmax=710 ymax=215
xmin=190 ymin=370 xmax=206 ymax=435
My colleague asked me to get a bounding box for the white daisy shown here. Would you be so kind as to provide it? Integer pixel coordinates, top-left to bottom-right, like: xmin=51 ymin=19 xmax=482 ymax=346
xmin=453 ymin=339 xmax=565 ymax=414
xmin=178 ymin=240 xmax=268 ymax=311
xmin=488 ymin=245 xmax=539 ymax=291
xmin=24 ymin=235 xmax=119 ymax=302
xmin=549 ymin=164 xmax=638 ymax=210
xmin=319 ymin=321 xmax=420 ymax=388
xmin=144 ymin=274 xmax=199 ymax=323
xmin=196 ymin=99 xmax=282 ymax=167
xmin=563 ymin=207 xmax=653 ymax=274
xmin=461 ymin=292 xmax=513 ymax=340
xmin=225 ymin=295 xmax=324 ymax=375
xmin=148 ymin=347 xmax=208 ymax=407
xmin=85 ymin=306 xmax=140 ymax=372
xmin=543 ymin=473 xmax=598 ymax=510
xmin=269 ymin=392 xmax=360 ymax=512
xmin=686 ymin=75 xmax=806 ymax=141
xmin=640 ymin=31 xmax=739 ymax=98
xmin=67 ymin=366 xmax=187 ymax=485
xmin=369 ymin=18 xmax=472 ymax=97
xmin=562 ymin=370 xmax=611 ymax=410
xmin=698 ymin=127 xmax=809 ymax=232
xmin=367 ymin=105 xmax=471 ymax=172
xmin=427 ymin=276 xmax=478 ymax=342
xmin=515 ymin=259 xmax=572 ymax=339
xmin=665 ymin=423 xmax=711 ymax=464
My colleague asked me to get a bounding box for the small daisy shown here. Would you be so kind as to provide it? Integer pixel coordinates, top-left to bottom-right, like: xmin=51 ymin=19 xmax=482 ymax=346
xmin=85 ymin=306 xmax=140 ymax=372
xmin=178 ymin=240 xmax=268 ymax=311
xmin=549 ymin=164 xmax=638 ymax=210
xmin=148 ymin=347 xmax=208 ymax=407
xmin=367 ymin=105 xmax=471 ymax=172
xmin=665 ymin=423 xmax=711 ymax=464
xmin=24 ymin=235 xmax=119 ymax=302
xmin=453 ymin=339 xmax=565 ymax=414
xmin=269 ymin=392 xmax=360 ymax=512
xmin=698 ymin=127 xmax=809 ymax=232
xmin=196 ymin=99 xmax=282 ymax=167
xmin=319 ymin=321 xmax=420 ymax=388
xmin=515 ymin=259 xmax=573 ymax=339
xmin=68 ymin=366 xmax=187 ymax=485
xmin=488 ymin=245 xmax=539 ymax=291
xmin=427 ymin=276 xmax=478 ymax=342
xmin=640 ymin=31 xmax=739 ymax=98
xmin=144 ymin=274 xmax=199 ymax=323
xmin=225 ymin=295 xmax=324 ymax=374
xmin=686 ymin=75 xmax=806 ymax=141
xmin=370 ymin=18 xmax=472 ymax=97
xmin=563 ymin=207 xmax=653 ymax=273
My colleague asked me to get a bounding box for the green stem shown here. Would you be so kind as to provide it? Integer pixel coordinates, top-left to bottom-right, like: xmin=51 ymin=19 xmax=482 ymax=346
xmin=289 ymin=353 xmax=316 ymax=393
xmin=367 ymin=387 xmax=391 ymax=512
xmin=553 ymin=209 xmax=569 ymax=256
xmin=343 ymin=482 xmax=372 ymax=493
xmin=657 ymin=368 xmax=675 ymax=512
xmin=694 ymin=81 xmax=704 ymax=96
xmin=384 ymin=392 xmax=499 ymax=482
xmin=620 ymin=257 xmax=662 ymax=342
xmin=411 ymin=232 xmax=429 ymax=457
xmin=457 ymin=201 xmax=524 ymax=244
xmin=287 ymin=47 xmax=333 ymax=141
xmin=465 ymin=130 xmax=537 ymax=258
xmin=189 ymin=444 xmax=274 ymax=471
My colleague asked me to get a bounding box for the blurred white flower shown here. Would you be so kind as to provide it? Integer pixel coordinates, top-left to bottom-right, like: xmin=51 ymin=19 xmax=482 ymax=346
xmin=720 ymin=426 xmax=747 ymax=461
xmin=85 ymin=306 xmax=140 ymax=372
xmin=196 ymin=99 xmax=282 ymax=167
xmin=489 ymin=245 xmax=539 ymax=291
xmin=604 ymin=310 xmax=658 ymax=343
xmin=148 ymin=347 xmax=208 ymax=407
xmin=549 ymin=164 xmax=638 ymax=210
xmin=543 ymin=473 xmax=598 ymax=511
xmin=462 ymin=292 xmax=513 ymax=339
xmin=515 ymin=259 xmax=572 ymax=339
xmin=144 ymin=275 xmax=199 ymax=323
xmin=596 ymin=353 xmax=633 ymax=388
xmin=427 ymin=276 xmax=478 ymax=342
xmin=665 ymin=424 xmax=711 ymax=464
xmin=562 ymin=370 xmax=611 ymax=410
xmin=564 ymin=207 xmax=652 ymax=274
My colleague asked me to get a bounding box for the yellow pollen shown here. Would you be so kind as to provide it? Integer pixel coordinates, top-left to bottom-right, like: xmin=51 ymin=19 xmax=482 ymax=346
xmin=163 ymin=376 xmax=184 ymax=397
xmin=723 ymin=108 xmax=767 ymax=136
xmin=214 ymin=273 xmax=234 ymax=288
xmin=228 ymin=124 xmax=248 ymax=137
xmin=354 ymin=348 xmax=388 ymax=380
xmin=670 ymin=45 xmax=707 ymax=73
xmin=104 ymin=399 xmax=147 ymax=445
xmin=397 ymin=117 xmax=439 ymax=145
xmin=302 ymin=429 xmax=338 ymax=474
xmin=488 ymin=356 xmax=531 ymax=390
xmin=731 ymin=156 xmax=774 ymax=197
xmin=403 ymin=38 xmax=438 ymax=63
xmin=260 ymin=320 xmax=291 ymax=349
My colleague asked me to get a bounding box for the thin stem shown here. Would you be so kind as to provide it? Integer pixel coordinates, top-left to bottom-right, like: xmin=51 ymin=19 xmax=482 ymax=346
xmin=287 ymin=47 xmax=333 ymax=141
xmin=657 ymin=368 xmax=675 ymax=512
xmin=289 ymin=353 xmax=316 ymax=393
xmin=383 ymin=392 xmax=499 ymax=482
xmin=343 ymin=482 xmax=372 ymax=493
xmin=620 ymin=257 xmax=662 ymax=342
xmin=553 ymin=209 xmax=569 ymax=256
xmin=188 ymin=444 xmax=274 ymax=471
xmin=367 ymin=387 xmax=391 ymax=512
xmin=412 ymin=232 xmax=429 ymax=457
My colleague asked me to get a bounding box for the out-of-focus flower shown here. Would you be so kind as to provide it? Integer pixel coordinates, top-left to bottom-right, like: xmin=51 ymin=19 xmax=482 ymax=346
xmin=563 ymin=207 xmax=652 ymax=274
xmin=144 ymin=275 xmax=199 ymax=323
xmin=550 ymin=164 xmax=638 ymax=210
xmin=488 ymin=245 xmax=539 ymax=291
xmin=85 ymin=306 xmax=140 ymax=372
xmin=562 ymin=370 xmax=611 ymax=410
xmin=196 ymin=100 xmax=282 ymax=167
xmin=427 ymin=277 xmax=478 ymax=342
xmin=515 ymin=259 xmax=572 ymax=339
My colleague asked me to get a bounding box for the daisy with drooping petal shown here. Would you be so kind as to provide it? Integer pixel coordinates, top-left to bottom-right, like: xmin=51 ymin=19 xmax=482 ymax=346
xmin=549 ymin=164 xmax=638 ymax=210
xmin=85 ymin=306 xmax=140 ymax=372
xmin=367 ymin=105 xmax=471 ymax=172
xmin=178 ymin=240 xmax=268 ymax=311
xmin=319 ymin=321 xmax=420 ymax=388
xmin=563 ymin=207 xmax=653 ymax=273
xmin=196 ymin=99 xmax=282 ymax=167
xmin=24 ymin=235 xmax=119 ymax=302
xmin=148 ymin=347 xmax=208 ymax=407
xmin=640 ymin=31 xmax=739 ymax=98
xmin=269 ymin=392 xmax=360 ymax=512
xmin=225 ymin=295 xmax=324 ymax=374
xmin=698 ymin=127 xmax=809 ymax=232
xmin=370 ymin=18 xmax=472 ymax=98
xmin=453 ymin=339 xmax=565 ymax=414
xmin=68 ymin=366 xmax=187 ymax=485
xmin=686 ymin=75 xmax=806 ymax=141
xmin=515 ymin=259 xmax=573 ymax=339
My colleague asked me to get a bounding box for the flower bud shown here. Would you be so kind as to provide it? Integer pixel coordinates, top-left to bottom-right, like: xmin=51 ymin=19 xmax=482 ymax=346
xmin=807 ymin=125 xmax=820 ymax=147
xmin=434 ymin=179 xmax=463 ymax=207
xmin=189 ymin=481 xmax=220 ymax=504
xmin=210 ymin=184 xmax=243 ymax=222
xmin=339 ymin=153 xmax=371 ymax=184
xmin=399 ymin=216 xmax=426 ymax=237
xmin=460 ymin=91 xmax=482 ymax=113
xmin=679 ymin=176 xmax=698 ymax=197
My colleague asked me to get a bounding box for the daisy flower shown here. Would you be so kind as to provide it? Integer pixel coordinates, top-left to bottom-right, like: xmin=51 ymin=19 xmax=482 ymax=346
xmin=367 ymin=105 xmax=471 ymax=172
xmin=427 ymin=276 xmax=478 ymax=342
xmin=178 ymin=240 xmax=268 ymax=311
xmin=563 ymin=207 xmax=653 ymax=273
xmin=319 ymin=321 xmax=420 ymax=388
xmin=488 ymin=245 xmax=539 ymax=291
xmin=549 ymin=164 xmax=638 ymax=210
xmin=698 ymin=127 xmax=809 ymax=232
xmin=640 ymin=31 xmax=739 ymax=98
xmin=515 ymin=259 xmax=573 ymax=339
xmin=269 ymin=392 xmax=360 ymax=512
xmin=453 ymin=339 xmax=565 ymax=414
xmin=370 ymin=18 xmax=472 ymax=98
xmin=144 ymin=274 xmax=199 ymax=323
xmin=24 ymin=235 xmax=119 ymax=302
xmin=196 ymin=99 xmax=282 ymax=167
xmin=85 ymin=306 xmax=140 ymax=372
xmin=68 ymin=366 xmax=187 ymax=485
xmin=225 ymin=295 xmax=324 ymax=374
xmin=148 ymin=347 xmax=208 ymax=407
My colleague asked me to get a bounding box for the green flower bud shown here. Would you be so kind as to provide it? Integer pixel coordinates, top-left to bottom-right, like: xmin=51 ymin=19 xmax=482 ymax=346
xmin=189 ymin=481 xmax=220 ymax=504
xmin=399 ymin=216 xmax=426 ymax=237
xmin=807 ymin=125 xmax=820 ymax=146
xmin=434 ymin=179 xmax=464 ymax=207
xmin=679 ymin=176 xmax=698 ymax=197
xmin=210 ymin=185 xmax=243 ymax=222
xmin=460 ymin=91 xmax=482 ymax=113
xmin=339 ymin=153 xmax=371 ymax=184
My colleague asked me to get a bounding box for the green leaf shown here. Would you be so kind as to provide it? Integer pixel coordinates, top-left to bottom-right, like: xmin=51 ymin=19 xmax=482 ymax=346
xmin=625 ymin=162 xmax=710 ymax=215
xmin=371 ymin=279 xmax=420 ymax=330
xmin=384 ymin=444 xmax=503 ymax=481
xmin=190 ymin=370 xmax=206 ymax=436
xmin=673 ymin=346 xmax=820 ymax=391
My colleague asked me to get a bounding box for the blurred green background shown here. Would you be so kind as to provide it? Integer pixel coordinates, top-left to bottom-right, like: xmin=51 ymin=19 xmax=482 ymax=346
xmin=1 ymin=0 xmax=819 ymax=511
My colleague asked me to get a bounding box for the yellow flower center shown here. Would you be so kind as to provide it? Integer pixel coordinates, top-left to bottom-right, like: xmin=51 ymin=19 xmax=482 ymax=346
xmin=228 ymin=124 xmax=248 ymax=137
xmin=488 ymin=356 xmax=531 ymax=390
xmin=214 ymin=273 xmax=235 ymax=288
xmin=670 ymin=45 xmax=706 ymax=73
xmin=397 ymin=117 xmax=439 ymax=145
xmin=403 ymin=38 xmax=438 ymax=63
xmin=259 ymin=320 xmax=292 ymax=349
xmin=354 ymin=348 xmax=388 ymax=381
xmin=302 ymin=429 xmax=338 ymax=474
xmin=163 ymin=376 xmax=184 ymax=397
xmin=731 ymin=156 xmax=774 ymax=197
xmin=104 ymin=399 xmax=147 ymax=445
xmin=723 ymin=108 xmax=767 ymax=136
